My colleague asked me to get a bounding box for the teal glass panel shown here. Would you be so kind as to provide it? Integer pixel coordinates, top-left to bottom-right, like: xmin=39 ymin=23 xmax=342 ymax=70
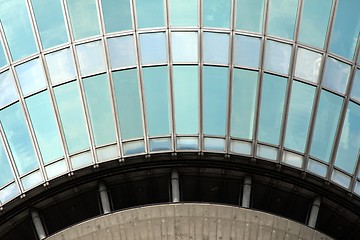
xmin=334 ymin=101 xmax=360 ymax=173
xmin=15 ymin=58 xmax=47 ymax=96
xmin=351 ymin=69 xmax=360 ymax=102
xmin=173 ymin=66 xmax=198 ymax=134
xmin=45 ymin=48 xmax=76 ymax=85
xmin=0 ymin=71 xmax=18 ymax=108
xmin=83 ymin=74 xmax=117 ymax=146
xmin=322 ymin=58 xmax=350 ymax=94
xmin=77 ymin=41 xmax=106 ymax=76
xmin=203 ymin=0 xmax=231 ymax=28
xmin=31 ymin=0 xmax=68 ymax=49
xmin=26 ymin=91 xmax=63 ymax=164
xmin=264 ymin=40 xmax=292 ymax=75
xmin=203 ymin=66 xmax=228 ymax=136
xmin=0 ymin=140 xmax=14 ymax=187
xmin=329 ymin=0 xmax=360 ymax=60
xmin=236 ymin=0 xmax=264 ymax=32
xmin=101 ymin=0 xmax=132 ymax=32
xmin=267 ymin=0 xmax=298 ymax=40
xmin=107 ymin=35 xmax=136 ymax=69
xmin=203 ymin=32 xmax=229 ymax=64
xmin=171 ymin=32 xmax=198 ymax=63
xmin=0 ymin=0 xmax=37 ymax=60
xmin=170 ymin=0 xmax=198 ymax=26
xmin=298 ymin=0 xmax=332 ymax=49
xmin=140 ymin=33 xmax=167 ymax=65
xmin=233 ymin=35 xmax=261 ymax=68
xmin=258 ymin=74 xmax=287 ymax=145
xmin=284 ymin=81 xmax=315 ymax=153
xmin=66 ymin=0 xmax=100 ymax=40
xmin=231 ymin=69 xmax=258 ymax=139
xmin=310 ymin=90 xmax=342 ymax=162
xmin=0 ymin=42 xmax=7 ymax=68
xmin=143 ymin=67 xmax=171 ymax=136
xmin=113 ymin=69 xmax=144 ymax=140
xmin=0 ymin=103 xmax=38 ymax=175
xmin=136 ymin=0 xmax=164 ymax=28
xmin=294 ymin=48 xmax=322 ymax=83
xmin=54 ymin=81 xmax=90 ymax=153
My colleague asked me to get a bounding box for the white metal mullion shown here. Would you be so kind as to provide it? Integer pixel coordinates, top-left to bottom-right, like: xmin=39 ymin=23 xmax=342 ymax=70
xmin=199 ymin=0 xmax=204 ymax=152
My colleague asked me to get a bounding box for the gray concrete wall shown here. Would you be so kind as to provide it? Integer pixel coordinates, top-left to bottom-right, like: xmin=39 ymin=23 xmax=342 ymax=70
xmin=47 ymin=203 xmax=332 ymax=240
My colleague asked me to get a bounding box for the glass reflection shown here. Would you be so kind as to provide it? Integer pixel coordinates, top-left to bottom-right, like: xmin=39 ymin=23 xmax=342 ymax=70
xmin=322 ymin=58 xmax=350 ymax=94
xmin=170 ymin=0 xmax=198 ymax=26
xmin=203 ymin=0 xmax=231 ymax=28
xmin=264 ymin=40 xmax=292 ymax=75
xmin=108 ymin=35 xmax=136 ymax=69
xmin=140 ymin=33 xmax=167 ymax=65
xmin=45 ymin=48 xmax=76 ymax=85
xmin=0 ymin=183 xmax=19 ymax=204
xmin=0 ymin=71 xmax=18 ymax=108
xmin=294 ymin=48 xmax=322 ymax=83
xmin=101 ymin=0 xmax=132 ymax=32
xmin=203 ymin=32 xmax=229 ymax=64
xmin=136 ymin=0 xmax=164 ymax=28
xmin=0 ymin=139 xmax=14 ymax=187
xmin=351 ymin=69 xmax=360 ymax=102
xmin=236 ymin=0 xmax=264 ymax=33
xmin=233 ymin=35 xmax=261 ymax=68
xmin=76 ymin=41 xmax=106 ymax=76
xmin=171 ymin=32 xmax=198 ymax=63
xmin=0 ymin=42 xmax=7 ymax=68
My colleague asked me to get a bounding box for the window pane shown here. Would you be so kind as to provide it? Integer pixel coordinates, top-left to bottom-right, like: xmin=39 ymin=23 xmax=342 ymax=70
xmin=170 ymin=0 xmax=198 ymax=26
xmin=264 ymin=40 xmax=292 ymax=75
xmin=322 ymin=57 xmax=351 ymax=94
xmin=284 ymin=81 xmax=315 ymax=152
xmin=15 ymin=58 xmax=47 ymax=96
xmin=31 ymin=0 xmax=68 ymax=49
xmin=236 ymin=0 xmax=264 ymax=32
xmin=334 ymin=102 xmax=360 ymax=173
xmin=233 ymin=35 xmax=261 ymax=68
xmin=351 ymin=69 xmax=360 ymax=102
xmin=83 ymin=74 xmax=117 ymax=146
xmin=0 ymin=42 xmax=7 ymax=68
xmin=0 ymin=0 xmax=37 ymax=60
xmin=76 ymin=41 xmax=106 ymax=76
xmin=294 ymin=48 xmax=322 ymax=83
xmin=203 ymin=66 xmax=228 ymax=136
xmin=45 ymin=48 xmax=76 ymax=85
xmin=231 ymin=69 xmax=258 ymax=139
xmin=203 ymin=0 xmax=231 ymax=28
xmin=101 ymin=0 xmax=132 ymax=32
xmin=203 ymin=32 xmax=229 ymax=64
xmin=113 ymin=69 xmax=144 ymax=140
xmin=136 ymin=0 xmax=164 ymax=28
xmin=54 ymin=81 xmax=90 ymax=153
xmin=171 ymin=32 xmax=198 ymax=63
xmin=0 ymin=139 xmax=14 ymax=187
xmin=107 ymin=35 xmax=136 ymax=69
xmin=173 ymin=66 xmax=198 ymax=134
xmin=310 ymin=90 xmax=342 ymax=162
xmin=298 ymin=0 xmax=332 ymax=49
xmin=267 ymin=0 xmax=298 ymax=40
xmin=258 ymin=74 xmax=287 ymax=145
xmin=66 ymin=0 xmax=100 ymax=40
xmin=140 ymin=33 xmax=167 ymax=65
xmin=0 ymin=71 xmax=18 ymax=108
xmin=26 ymin=91 xmax=63 ymax=164
xmin=143 ymin=67 xmax=171 ymax=136
xmin=0 ymin=103 xmax=38 ymax=175
xmin=329 ymin=0 xmax=360 ymax=60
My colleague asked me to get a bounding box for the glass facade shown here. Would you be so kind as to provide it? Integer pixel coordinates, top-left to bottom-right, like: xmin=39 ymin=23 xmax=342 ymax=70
xmin=0 ymin=0 xmax=359 ymax=206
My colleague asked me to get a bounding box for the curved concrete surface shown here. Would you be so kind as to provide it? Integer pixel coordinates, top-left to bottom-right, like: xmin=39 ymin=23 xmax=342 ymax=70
xmin=47 ymin=203 xmax=332 ymax=240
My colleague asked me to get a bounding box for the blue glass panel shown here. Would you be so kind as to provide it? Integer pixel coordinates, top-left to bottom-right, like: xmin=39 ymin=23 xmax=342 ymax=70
xmin=31 ymin=0 xmax=68 ymax=49
xmin=0 ymin=183 xmax=19 ymax=204
xmin=172 ymin=32 xmax=198 ymax=63
xmin=77 ymin=41 xmax=106 ymax=76
xmin=351 ymin=69 xmax=360 ymax=102
xmin=140 ymin=33 xmax=167 ymax=65
xmin=264 ymin=40 xmax=292 ymax=75
xmin=203 ymin=32 xmax=229 ymax=64
xmin=233 ymin=35 xmax=261 ymax=68
xmin=322 ymin=58 xmax=351 ymax=94
xmin=0 ymin=103 xmax=38 ymax=175
xmin=0 ymin=42 xmax=7 ymax=68
xmin=101 ymin=0 xmax=132 ymax=32
xmin=294 ymin=48 xmax=322 ymax=83
xmin=231 ymin=69 xmax=258 ymax=139
xmin=113 ymin=69 xmax=144 ymax=140
xmin=334 ymin=102 xmax=360 ymax=173
xmin=54 ymin=81 xmax=90 ymax=153
xmin=45 ymin=48 xmax=76 ymax=85
xmin=170 ymin=0 xmax=198 ymax=27
xmin=83 ymin=74 xmax=117 ymax=146
xmin=203 ymin=66 xmax=228 ymax=136
xmin=258 ymin=74 xmax=287 ymax=145
xmin=298 ymin=0 xmax=332 ymax=49
xmin=284 ymin=81 xmax=315 ymax=152
xmin=107 ymin=35 xmax=136 ymax=69
xmin=267 ymin=0 xmax=298 ymax=40
xmin=136 ymin=0 xmax=164 ymax=28
xmin=330 ymin=0 xmax=360 ymax=60
xmin=143 ymin=67 xmax=171 ymax=136
xmin=0 ymin=0 xmax=37 ymax=60
xmin=26 ymin=91 xmax=63 ymax=164
xmin=236 ymin=0 xmax=264 ymax=32
xmin=150 ymin=138 xmax=171 ymax=152
xmin=0 ymin=140 xmax=14 ymax=187
xmin=203 ymin=0 xmax=231 ymax=28
xmin=0 ymin=71 xmax=18 ymax=108
xmin=66 ymin=0 xmax=100 ymax=40
xmin=310 ymin=91 xmax=342 ymax=162
xmin=173 ymin=66 xmax=198 ymax=134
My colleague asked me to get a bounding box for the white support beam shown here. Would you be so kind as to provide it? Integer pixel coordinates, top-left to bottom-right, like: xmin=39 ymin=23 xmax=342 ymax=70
xmin=30 ymin=209 xmax=46 ymax=240
xmin=99 ymin=181 xmax=111 ymax=214
xmin=171 ymin=169 xmax=180 ymax=202
xmin=242 ymin=176 xmax=252 ymax=208
xmin=308 ymin=196 xmax=321 ymax=228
